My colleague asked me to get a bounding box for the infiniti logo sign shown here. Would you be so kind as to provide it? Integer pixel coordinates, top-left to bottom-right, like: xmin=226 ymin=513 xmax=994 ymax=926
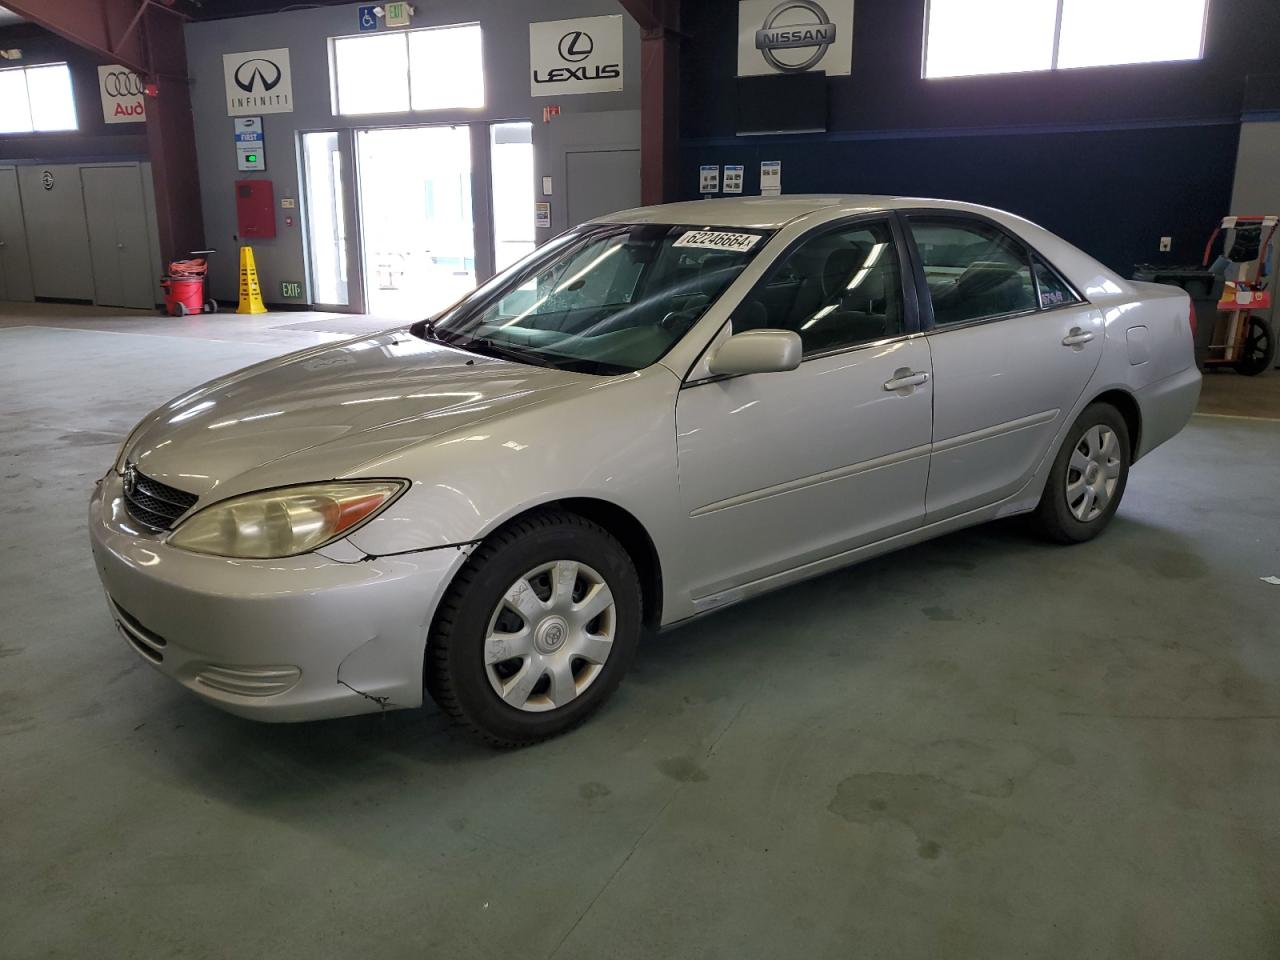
xmin=224 ymin=47 xmax=294 ymax=116
xmin=234 ymin=58 xmax=282 ymax=93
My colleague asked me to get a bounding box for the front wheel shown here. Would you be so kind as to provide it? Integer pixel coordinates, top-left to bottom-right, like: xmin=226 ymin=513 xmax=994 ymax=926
xmin=425 ymin=510 xmax=642 ymax=747
xmin=1032 ymin=403 xmax=1131 ymax=544
xmin=1234 ymin=315 xmax=1276 ymax=376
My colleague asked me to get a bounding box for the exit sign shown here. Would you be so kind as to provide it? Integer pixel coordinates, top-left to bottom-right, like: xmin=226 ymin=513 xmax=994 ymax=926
xmin=280 ymin=280 xmax=303 ymax=299
xmin=384 ymin=2 xmax=412 ymax=27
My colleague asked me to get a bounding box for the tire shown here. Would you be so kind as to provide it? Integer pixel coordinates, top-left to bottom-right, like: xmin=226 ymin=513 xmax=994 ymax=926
xmin=173 ymin=301 xmax=188 ymax=317
xmin=1032 ymin=402 xmax=1131 ymax=544
xmin=204 ymin=299 xmax=219 ymax=314
xmin=1234 ymin=315 xmax=1276 ymax=376
xmin=425 ymin=510 xmax=643 ymax=747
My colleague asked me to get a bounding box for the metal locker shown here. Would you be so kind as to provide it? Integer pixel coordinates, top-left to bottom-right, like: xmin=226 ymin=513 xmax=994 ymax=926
xmin=0 ymin=166 xmax=35 ymax=303
xmin=81 ymin=165 xmax=156 ymax=310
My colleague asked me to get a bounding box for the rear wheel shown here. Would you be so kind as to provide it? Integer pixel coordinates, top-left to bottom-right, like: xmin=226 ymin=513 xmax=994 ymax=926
xmin=425 ymin=510 xmax=642 ymax=747
xmin=1033 ymin=403 xmax=1130 ymax=544
xmin=1234 ymin=315 xmax=1275 ymax=376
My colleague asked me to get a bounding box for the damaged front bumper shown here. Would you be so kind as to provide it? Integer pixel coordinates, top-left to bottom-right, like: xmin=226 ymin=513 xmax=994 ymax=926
xmin=88 ymin=473 xmax=472 ymax=722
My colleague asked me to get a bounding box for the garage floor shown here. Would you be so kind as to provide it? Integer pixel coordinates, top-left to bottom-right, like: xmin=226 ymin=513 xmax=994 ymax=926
xmin=2 ymin=304 xmax=1278 ymax=959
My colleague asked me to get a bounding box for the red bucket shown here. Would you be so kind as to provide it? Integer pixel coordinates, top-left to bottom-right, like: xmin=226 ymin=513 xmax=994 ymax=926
xmin=162 ymin=275 xmax=206 ymax=316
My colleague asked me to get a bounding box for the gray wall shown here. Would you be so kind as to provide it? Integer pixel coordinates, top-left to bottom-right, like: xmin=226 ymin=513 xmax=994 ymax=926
xmin=184 ymin=1 xmax=642 ymax=306
xmin=1229 ymin=120 xmax=1280 ymax=328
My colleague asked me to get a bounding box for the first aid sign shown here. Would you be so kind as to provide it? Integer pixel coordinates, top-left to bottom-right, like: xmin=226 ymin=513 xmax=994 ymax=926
xmin=98 ymin=64 xmax=146 ymax=124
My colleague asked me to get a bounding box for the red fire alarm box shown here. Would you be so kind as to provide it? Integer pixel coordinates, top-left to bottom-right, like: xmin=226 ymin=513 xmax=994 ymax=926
xmin=236 ymin=179 xmax=276 ymax=239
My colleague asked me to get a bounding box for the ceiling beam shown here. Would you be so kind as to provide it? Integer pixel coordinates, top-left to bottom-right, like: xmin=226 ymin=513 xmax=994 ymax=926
xmin=0 ymin=0 xmax=170 ymax=74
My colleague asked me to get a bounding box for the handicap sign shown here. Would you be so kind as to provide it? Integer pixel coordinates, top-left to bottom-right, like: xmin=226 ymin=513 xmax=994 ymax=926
xmin=358 ymin=5 xmax=378 ymax=31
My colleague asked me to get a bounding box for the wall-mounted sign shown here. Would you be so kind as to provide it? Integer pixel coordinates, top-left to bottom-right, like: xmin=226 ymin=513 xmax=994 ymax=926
xmin=235 ymin=117 xmax=265 ymax=171
xmin=761 ymin=160 xmax=782 ymax=196
xmin=223 ymin=48 xmax=294 ymax=116
xmin=98 ymin=64 xmax=146 ymax=124
xmin=738 ymin=0 xmax=854 ymax=77
xmin=384 ymin=2 xmax=413 ymax=27
xmin=40 ymin=170 xmax=54 ymax=191
xmin=724 ymin=164 xmax=745 ymax=194
xmin=530 ymin=15 xmax=624 ymax=97
xmin=280 ymin=280 xmax=303 ymax=299
xmin=357 ymin=4 xmax=378 ymax=31
xmin=699 ymin=165 xmax=721 ymax=195
xmin=535 ymin=202 xmax=552 ymax=229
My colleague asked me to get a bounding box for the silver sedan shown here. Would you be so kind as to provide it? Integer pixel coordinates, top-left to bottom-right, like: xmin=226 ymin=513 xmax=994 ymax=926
xmin=90 ymin=196 xmax=1201 ymax=744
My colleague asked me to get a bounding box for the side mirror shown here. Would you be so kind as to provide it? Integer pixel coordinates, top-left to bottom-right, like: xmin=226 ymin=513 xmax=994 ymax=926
xmin=707 ymin=329 xmax=802 ymax=377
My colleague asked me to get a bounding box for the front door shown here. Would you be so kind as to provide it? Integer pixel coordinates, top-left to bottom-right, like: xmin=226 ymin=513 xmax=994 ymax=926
xmin=81 ymin=165 xmax=155 ymax=310
xmin=903 ymin=214 xmax=1104 ymax=520
xmin=675 ymin=217 xmax=934 ymax=604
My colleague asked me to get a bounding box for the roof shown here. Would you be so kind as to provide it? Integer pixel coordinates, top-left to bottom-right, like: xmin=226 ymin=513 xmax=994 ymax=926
xmin=594 ymin=195 xmax=1017 ymax=230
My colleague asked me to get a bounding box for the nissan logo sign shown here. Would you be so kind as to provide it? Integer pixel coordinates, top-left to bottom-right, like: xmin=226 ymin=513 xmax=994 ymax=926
xmin=234 ymin=58 xmax=283 ymax=93
xmin=558 ymin=31 xmax=594 ymax=63
xmin=103 ymin=70 xmax=145 ymax=98
xmin=755 ymin=0 xmax=837 ymax=73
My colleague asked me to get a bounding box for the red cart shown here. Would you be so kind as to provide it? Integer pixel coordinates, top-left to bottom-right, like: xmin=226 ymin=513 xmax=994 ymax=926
xmin=1201 ymin=216 xmax=1277 ymax=375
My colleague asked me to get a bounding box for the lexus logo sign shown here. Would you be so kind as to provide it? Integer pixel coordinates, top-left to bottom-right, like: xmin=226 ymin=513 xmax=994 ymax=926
xmin=737 ymin=0 xmax=854 ymax=77
xmin=530 ymin=15 xmax=624 ymax=96
xmin=97 ymin=64 xmax=147 ymax=125
xmin=223 ymin=48 xmax=294 ymax=116
xmin=558 ymin=31 xmax=594 ymax=63
xmin=233 ymin=59 xmax=283 ymax=93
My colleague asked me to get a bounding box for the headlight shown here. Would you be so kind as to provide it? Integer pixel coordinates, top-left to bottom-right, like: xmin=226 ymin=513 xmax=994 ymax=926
xmin=167 ymin=481 xmax=407 ymax=559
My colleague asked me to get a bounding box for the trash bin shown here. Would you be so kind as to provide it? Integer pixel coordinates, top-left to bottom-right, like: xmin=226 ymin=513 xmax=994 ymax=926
xmin=1132 ymin=265 xmax=1222 ymax=369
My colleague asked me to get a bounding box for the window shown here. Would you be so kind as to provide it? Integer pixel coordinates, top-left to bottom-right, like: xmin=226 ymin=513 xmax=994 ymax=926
xmin=332 ymin=23 xmax=483 ymax=116
xmin=909 ymin=219 xmax=1037 ymax=325
xmin=0 ymin=63 xmax=77 ymax=134
xmin=1032 ymin=254 xmax=1081 ymax=309
xmin=923 ymin=0 xmax=1209 ymax=78
xmin=736 ymin=220 xmax=904 ymax=355
xmin=427 ymin=224 xmax=769 ymax=374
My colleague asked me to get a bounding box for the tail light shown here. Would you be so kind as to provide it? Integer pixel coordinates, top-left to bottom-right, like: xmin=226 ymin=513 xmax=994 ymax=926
xmin=1188 ymin=300 xmax=1197 ymax=339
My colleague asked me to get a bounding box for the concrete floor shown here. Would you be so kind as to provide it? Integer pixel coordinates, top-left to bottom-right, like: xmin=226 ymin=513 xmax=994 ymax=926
xmin=1 ymin=304 xmax=1278 ymax=960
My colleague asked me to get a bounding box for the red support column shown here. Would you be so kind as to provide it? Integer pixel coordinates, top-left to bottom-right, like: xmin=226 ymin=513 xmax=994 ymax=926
xmin=619 ymin=0 xmax=680 ymax=205
xmin=141 ymin=5 xmax=204 ymax=264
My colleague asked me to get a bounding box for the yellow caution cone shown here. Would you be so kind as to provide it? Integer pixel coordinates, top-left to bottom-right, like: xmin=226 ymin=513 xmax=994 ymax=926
xmin=237 ymin=246 xmax=268 ymax=315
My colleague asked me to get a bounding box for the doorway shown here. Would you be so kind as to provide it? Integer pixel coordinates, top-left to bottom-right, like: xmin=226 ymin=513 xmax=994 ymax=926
xmin=355 ymin=125 xmax=475 ymax=319
xmin=301 ymin=131 xmax=351 ymax=309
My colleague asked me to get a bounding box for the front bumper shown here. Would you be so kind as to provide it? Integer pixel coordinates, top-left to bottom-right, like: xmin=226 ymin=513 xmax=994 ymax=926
xmin=88 ymin=473 xmax=470 ymax=722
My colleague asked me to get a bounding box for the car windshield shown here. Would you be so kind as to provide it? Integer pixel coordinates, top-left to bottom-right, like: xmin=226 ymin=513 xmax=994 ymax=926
xmin=413 ymin=224 xmax=773 ymax=375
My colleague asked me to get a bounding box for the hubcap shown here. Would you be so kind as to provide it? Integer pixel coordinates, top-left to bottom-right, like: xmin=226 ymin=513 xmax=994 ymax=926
xmin=483 ymin=560 xmax=616 ymax=713
xmin=1065 ymin=424 xmax=1122 ymax=523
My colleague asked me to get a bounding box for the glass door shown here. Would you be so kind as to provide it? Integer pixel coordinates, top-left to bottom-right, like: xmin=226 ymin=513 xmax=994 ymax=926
xmin=301 ymin=131 xmax=355 ymax=310
xmin=489 ymin=122 xmax=536 ymax=273
xmin=355 ymin=124 xmax=475 ymax=319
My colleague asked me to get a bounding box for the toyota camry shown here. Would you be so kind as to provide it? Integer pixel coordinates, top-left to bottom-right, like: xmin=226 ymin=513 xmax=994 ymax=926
xmin=90 ymin=196 xmax=1201 ymax=745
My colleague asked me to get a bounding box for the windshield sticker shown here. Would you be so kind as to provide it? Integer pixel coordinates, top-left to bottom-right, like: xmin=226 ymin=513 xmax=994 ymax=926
xmin=673 ymin=231 xmax=762 ymax=253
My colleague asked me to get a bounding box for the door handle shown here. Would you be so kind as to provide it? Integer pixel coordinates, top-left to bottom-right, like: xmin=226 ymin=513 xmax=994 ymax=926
xmin=117 ymin=242 xmax=125 ymax=250
xmin=883 ymin=369 xmax=930 ymax=392
xmin=1062 ymin=328 xmax=1095 ymax=347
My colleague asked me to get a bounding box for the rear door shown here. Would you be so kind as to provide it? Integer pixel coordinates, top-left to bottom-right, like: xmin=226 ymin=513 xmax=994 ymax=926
xmin=902 ymin=213 xmax=1103 ymax=521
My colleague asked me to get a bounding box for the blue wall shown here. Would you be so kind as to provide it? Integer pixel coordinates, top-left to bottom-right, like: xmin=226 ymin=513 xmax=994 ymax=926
xmin=679 ymin=0 xmax=1280 ymax=275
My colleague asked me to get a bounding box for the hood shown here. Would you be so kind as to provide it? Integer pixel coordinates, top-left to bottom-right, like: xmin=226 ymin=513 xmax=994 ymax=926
xmin=124 ymin=331 xmax=589 ymax=498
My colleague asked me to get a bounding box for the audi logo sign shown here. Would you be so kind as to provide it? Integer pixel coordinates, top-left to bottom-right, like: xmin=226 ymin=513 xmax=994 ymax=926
xmin=97 ymin=64 xmax=146 ymax=125
xmin=222 ymin=48 xmax=294 ymax=116
xmin=530 ymin=15 xmax=624 ymax=97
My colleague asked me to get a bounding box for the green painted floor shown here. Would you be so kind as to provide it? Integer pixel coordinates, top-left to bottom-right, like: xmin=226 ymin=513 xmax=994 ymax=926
xmin=1 ymin=309 xmax=1278 ymax=960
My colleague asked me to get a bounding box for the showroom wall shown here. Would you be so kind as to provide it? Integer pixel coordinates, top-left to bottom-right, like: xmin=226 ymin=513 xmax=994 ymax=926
xmin=679 ymin=0 xmax=1280 ymax=275
xmin=0 ymin=24 xmax=148 ymax=163
xmin=183 ymin=0 xmax=642 ymax=305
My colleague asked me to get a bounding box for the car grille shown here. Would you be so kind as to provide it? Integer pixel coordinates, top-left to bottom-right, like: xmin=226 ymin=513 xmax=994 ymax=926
xmin=123 ymin=465 xmax=198 ymax=531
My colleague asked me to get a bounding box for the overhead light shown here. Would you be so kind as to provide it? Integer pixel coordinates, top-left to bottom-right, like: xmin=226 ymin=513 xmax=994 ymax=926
xmin=0 ymin=49 xmax=21 ymax=61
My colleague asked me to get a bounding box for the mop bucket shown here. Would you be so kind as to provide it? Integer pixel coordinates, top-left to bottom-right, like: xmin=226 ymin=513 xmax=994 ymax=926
xmin=162 ymin=257 xmax=209 ymax=316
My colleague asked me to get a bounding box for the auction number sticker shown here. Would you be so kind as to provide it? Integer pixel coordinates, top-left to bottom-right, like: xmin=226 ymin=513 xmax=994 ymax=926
xmin=673 ymin=231 xmax=762 ymax=253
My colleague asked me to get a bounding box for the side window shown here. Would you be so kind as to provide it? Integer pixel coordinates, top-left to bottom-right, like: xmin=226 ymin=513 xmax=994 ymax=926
xmin=909 ymin=219 xmax=1037 ymax=326
xmin=736 ymin=220 xmax=904 ymax=355
xmin=1032 ymin=254 xmax=1080 ymax=309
